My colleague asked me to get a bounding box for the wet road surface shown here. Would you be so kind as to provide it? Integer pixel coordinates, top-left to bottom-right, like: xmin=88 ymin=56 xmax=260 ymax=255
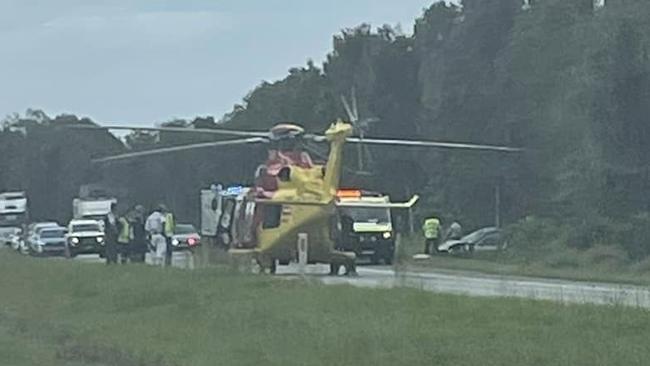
xmin=277 ymin=263 xmax=650 ymax=308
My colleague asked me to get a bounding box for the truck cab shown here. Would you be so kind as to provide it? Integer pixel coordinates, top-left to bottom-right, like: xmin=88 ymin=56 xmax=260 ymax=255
xmin=65 ymin=219 xmax=105 ymax=258
xmin=0 ymin=192 xmax=28 ymax=246
xmin=335 ymin=189 xmax=395 ymax=264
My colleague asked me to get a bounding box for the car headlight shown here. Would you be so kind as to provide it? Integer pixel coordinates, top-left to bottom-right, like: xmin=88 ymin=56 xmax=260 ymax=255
xmin=382 ymin=232 xmax=392 ymax=239
xmin=70 ymin=237 xmax=80 ymax=245
xmin=96 ymin=236 xmax=104 ymax=244
xmin=172 ymin=239 xmax=180 ymax=246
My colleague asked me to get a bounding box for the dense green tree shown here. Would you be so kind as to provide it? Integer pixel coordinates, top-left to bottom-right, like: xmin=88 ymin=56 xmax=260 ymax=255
xmin=5 ymin=0 xmax=650 ymax=257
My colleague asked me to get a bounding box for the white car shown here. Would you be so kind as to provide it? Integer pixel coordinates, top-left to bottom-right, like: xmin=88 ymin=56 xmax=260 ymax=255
xmin=21 ymin=222 xmax=60 ymax=252
xmin=65 ymin=219 xmax=105 ymax=258
xmin=29 ymin=226 xmax=67 ymax=256
xmin=437 ymin=227 xmax=505 ymax=254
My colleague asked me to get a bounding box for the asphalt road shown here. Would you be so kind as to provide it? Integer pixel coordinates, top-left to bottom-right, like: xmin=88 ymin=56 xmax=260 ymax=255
xmin=277 ymin=263 xmax=650 ymax=309
xmin=72 ymin=251 xmax=196 ymax=269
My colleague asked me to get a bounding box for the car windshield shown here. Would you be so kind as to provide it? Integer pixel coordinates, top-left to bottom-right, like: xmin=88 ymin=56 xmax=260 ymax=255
xmin=461 ymin=228 xmax=497 ymax=243
xmin=340 ymin=207 xmax=391 ymax=224
xmin=34 ymin=223 xmax=58 ymax=232
xmin=72 ymin=224 xmax=100 ymax=233
xmin=40 ymin=229 xmax=66 ymax=238
xmin=175 ymin=224 xmax=197 ymax=235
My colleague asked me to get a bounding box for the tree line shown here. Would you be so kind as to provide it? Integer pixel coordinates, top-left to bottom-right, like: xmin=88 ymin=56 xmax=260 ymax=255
xmin=3 ymin=0 xmax=650 ymax=259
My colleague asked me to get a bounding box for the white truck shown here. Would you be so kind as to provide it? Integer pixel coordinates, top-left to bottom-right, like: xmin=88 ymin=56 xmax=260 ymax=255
xmin=0 ymin=192 xmax=29 ymax=246
xmin=72 ymin=185 xmax=117 ymax=229
xmin=200 ymin=184 xmax=250 ymax=248
xmin=336 ymin=189 xmax=395 ymax=264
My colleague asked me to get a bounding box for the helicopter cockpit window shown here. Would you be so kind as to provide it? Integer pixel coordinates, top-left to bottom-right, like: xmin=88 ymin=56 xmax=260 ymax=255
xmin=262 ymin=205 xmax=282 ymax=229
xmin=211 ymin=198 xmax=219 ymax=211
xmin=278 ymin=167 xmax=291 ymax=182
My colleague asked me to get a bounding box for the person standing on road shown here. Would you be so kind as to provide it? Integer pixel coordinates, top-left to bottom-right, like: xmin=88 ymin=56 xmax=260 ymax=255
xmin=145 ymin=206 xmax=166 ymax=266
xmin=162 ymin=205 xmax=175 ymax=266
xmin=103 ymin=203 xmax=119 ymax=264
xmin=422 ymin=216 xmax=441 ymax=254
xmin=129 ymin=205 xmax=147 ymax=263
xmin=447 ymin=221 xmax=463 ymax=241
xmin=116 ymin=211 xmax=132 ymax=264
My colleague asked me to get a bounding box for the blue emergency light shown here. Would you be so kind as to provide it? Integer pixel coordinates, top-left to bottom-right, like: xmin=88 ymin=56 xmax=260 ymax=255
xmin=224 ymin=186 xmax=244 ymax=196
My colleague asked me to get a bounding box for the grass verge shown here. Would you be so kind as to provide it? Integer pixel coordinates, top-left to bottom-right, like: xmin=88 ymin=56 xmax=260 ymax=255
xmin=399 ymin=236 xmax=650 ymax=286
xmin=0 ymin=250 xmax=649 ymax=366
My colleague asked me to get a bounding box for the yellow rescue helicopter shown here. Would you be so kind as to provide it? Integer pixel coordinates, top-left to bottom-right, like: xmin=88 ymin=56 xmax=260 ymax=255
xmin=73 ymin=119 xmax=520 ymax=275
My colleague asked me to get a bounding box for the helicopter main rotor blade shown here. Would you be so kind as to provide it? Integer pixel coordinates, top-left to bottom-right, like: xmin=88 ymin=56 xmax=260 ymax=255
xmin=92 ymin=137 xmax=267 ymax=164
xmin=345 ymin=137 xmax=522 ymax=153
xmin=340 ymin=96 xmax=357 ymax=123
xmin=255 ymin=198 xmax=333 ymax=206
xmin=68 ymin=124 xmax=269 ymax=138
xmin=336 ymin=195 xmax=420 ymax=209
xmin=351 ymin=87 xmax=359 ymax=122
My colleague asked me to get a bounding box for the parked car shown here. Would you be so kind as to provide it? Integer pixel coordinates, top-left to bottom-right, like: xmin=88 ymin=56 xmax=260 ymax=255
xmin=171 ymin=224 xmax=201 ymax=251
xmin=65 ymin=219 xmax=105 ymax=258
xmin=21 ymin=222 xmax=60 ymax=253
xmin=26 ymin=222 xmax=60 ymax=236
xmin=29 ymin=226 xmax=67 ymax=256
xmin=437 ymin=227 xmax=505 ymax=254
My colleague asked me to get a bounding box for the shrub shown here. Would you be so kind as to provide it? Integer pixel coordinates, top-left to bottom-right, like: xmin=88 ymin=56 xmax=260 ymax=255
xmin=631 ymin=257 xmax=650 ymax=274
xmin=580 ymin=245 xmax=628 ymax=268
xmin=540 ymin=248 xmax=581 ymax=269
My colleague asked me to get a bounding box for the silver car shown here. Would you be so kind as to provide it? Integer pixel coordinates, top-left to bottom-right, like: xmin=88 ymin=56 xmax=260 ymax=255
xmin=29 ymin=226 xmax=67 ymax=256
xmin=22 ymin=222 xmax=60 ymax=252
xmin=437 ymin=227 xmax=505 ymax=254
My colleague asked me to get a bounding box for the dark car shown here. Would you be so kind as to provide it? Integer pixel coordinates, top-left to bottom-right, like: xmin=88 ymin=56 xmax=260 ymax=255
xmin=171 ymin=224 xmax=201 ymax=251
xmin=437 ymin=227 xmax=505 ymax=254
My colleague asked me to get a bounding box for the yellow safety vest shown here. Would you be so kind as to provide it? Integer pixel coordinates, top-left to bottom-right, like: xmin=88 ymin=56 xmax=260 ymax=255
xmin=422 ymin=218 xmax=440 ymax=239
xmin=164 ymin=213 xmax=175 ymax=237
xmin=118 ymin=217 xmax=130 ymax=244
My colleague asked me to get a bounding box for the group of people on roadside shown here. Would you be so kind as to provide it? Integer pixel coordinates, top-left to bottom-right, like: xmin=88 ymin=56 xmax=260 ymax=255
xmin=103 ymin=203 xmax=175 ymax=266
xmin=421 ymin=215 xmax=463 ymax=254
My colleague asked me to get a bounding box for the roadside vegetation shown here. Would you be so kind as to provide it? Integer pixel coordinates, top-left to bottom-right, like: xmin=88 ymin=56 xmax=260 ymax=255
xmin=1 ymin=251 xmax=649 ymax=366
xmin=401 ymin=216 xmax=650 ymax=286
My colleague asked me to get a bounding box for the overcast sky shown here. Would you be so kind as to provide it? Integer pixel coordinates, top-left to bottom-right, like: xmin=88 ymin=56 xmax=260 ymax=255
xmin=0 ymin=0 xmax=437 ymax=126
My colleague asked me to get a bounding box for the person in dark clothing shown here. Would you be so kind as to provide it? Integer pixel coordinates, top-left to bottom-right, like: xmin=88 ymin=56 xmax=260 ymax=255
xmin=129 ymin=205 xmax=147 ymax=263
xmin=338 ymin=213 xmax=359 ymax=254
xmin=103 ymin=203 xmax=119 ymax=264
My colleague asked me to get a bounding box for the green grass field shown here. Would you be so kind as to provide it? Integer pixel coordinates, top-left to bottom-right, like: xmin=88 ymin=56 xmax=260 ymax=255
xmin=1 ymin=250 xmax=649 ymax=366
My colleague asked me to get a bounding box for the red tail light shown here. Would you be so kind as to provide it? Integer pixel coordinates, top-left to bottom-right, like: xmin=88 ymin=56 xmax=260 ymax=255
xmin=188 ymin=237 xmax=198 ymax=246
